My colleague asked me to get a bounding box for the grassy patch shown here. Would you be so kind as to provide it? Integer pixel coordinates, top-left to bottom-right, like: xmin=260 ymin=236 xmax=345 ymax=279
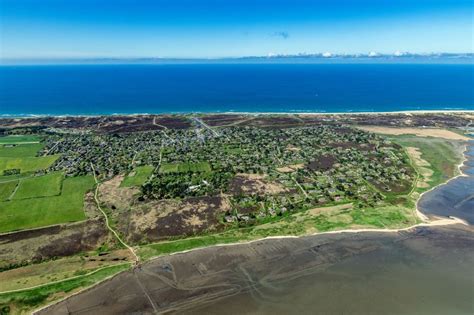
xmin=387 ymin=135 xmax=464 ymax=192
xmin=350 ymin=206 xmax=416 ymax=228
xmin=138 ymin=234 xmax=245 ymax=260
xmin=12 ymin=172 xmax=63 ymax=200
xmin=120 ymin=165 xmax=154 ymax=187
xmin=0 ymin=135 xmax=41 ymax=145
xmin=0 ymin=181 xmax=17 ymax=201
xmin=0 ymin=175 xmax=95 ymax=233
xmin=0 ymin=263 xmax=130 ymax=314
xmin=159 ymin=161 xmax=211 ymax=174
xmin=0 ymin=155 xmax=60 ymax=175
xmin=0 ymin=143 xmax=43 ymax=158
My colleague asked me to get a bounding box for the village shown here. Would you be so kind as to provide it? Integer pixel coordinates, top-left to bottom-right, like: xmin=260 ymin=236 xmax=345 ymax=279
xmin=38 ymin=120 xmax=414 ymax=226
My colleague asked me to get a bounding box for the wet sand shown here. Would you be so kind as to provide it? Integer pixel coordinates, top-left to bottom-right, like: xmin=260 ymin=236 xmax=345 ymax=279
xmin=38 ymin=224 xmax=474 ymax=315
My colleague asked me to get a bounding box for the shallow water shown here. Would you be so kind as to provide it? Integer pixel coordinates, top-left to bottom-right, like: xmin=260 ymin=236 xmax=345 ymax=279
xmin=418 ymin=140 xmax=474 ymax=224
xmin=189 ymin=228 xmax=474 ymax=315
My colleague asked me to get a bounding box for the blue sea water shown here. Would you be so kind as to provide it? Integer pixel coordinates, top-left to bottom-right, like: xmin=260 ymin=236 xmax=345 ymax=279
xmin=0 ymin=63 xmax=473 ymax=116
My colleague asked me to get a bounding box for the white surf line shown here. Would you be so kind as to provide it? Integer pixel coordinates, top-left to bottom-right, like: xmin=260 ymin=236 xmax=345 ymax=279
xmin=90 ymin=163 xmax=140 ymax=265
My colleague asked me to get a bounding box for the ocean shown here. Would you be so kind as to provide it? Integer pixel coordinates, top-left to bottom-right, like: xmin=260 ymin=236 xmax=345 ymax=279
xmin=0 ymin=63 xmax=473 ymax=116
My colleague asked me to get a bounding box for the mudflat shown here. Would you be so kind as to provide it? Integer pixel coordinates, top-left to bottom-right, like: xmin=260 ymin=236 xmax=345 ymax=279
xmin=38 ymin=224 xmax=474 ymax=315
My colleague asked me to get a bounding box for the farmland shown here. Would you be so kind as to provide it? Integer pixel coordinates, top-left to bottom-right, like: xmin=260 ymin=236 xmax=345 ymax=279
xmin=0 ymin=175 xmax=95 ymax=233
xmin=0 ymin=181 xmax=17 ymax=201
xmin=0 ymin=135 xmax=41 ymax=145
xmin=0 ymin=156 xmax=59 ymax=175
xmin=12 ymin=172 xmax=63 ymax=200
xmin=0 ymin=143 xmax=44 ymax=158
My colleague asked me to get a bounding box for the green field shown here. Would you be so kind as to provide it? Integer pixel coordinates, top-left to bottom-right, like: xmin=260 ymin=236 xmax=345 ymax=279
xmin=120 ymin=165 xmax=154 ymax=187
xmin=0 ymin=143 xmax=43 ymax=158
xmin=0 ymin=175 xmax=95 ymax=233
xmin=0 ymin=135 xmax=41 ymax=145
xmin=12 ymin=172 xmax=63 ymax=200
xmin=159 ymin=161 xmax=211 ymax=174
xmin=0 ymin=181 xmax=18 ymax=201
xmin=387 ymin=135 xmax=464 ymax=192
xmin=0 ymin=155 xmax=60 ymax=175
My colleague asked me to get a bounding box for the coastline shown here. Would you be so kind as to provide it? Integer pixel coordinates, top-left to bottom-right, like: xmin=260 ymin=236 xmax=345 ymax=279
xmin=0 ymin=109 xmax=473 ymax=119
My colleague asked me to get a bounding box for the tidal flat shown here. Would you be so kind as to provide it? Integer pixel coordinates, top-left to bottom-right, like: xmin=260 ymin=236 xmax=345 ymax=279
xmin=418 ymin=141 xmax=474 ymax=224
xmin=39 ymin=224 xmax=474 ymax=315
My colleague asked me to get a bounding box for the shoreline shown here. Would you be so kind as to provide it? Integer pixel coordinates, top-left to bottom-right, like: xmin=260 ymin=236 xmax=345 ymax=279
xmin=0 ymin=109 xmax=473 ymax=119
xmin=415 ymin=139 xmax=472 ymax=221
xmin=30 ymin=215 xmax=470 ymax=315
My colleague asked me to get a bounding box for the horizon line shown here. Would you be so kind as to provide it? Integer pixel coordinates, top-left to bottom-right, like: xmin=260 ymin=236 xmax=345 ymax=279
xmin=1 ymin=52 xmax=473 ymax=65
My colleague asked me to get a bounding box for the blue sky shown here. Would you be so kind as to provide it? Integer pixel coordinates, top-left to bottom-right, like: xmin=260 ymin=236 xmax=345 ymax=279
xmin=0 ymin=0 xmax=472 ymax=59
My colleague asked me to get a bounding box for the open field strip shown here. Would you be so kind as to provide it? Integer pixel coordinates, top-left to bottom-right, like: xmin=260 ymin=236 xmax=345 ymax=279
xmin=120 ymin=165 xmax=154 ymax=187
xmin=12 ymin=172 xmax=63 ymax=200
xmin=356 ymin=126 xmax=470 ymax=141
xmin=0 ymin=143 xmax=43 ymax=158
xmin=0 ymin=175 xmax=95 ymax=233
xmin=0 ymin=135 xmax=41 ymax=145
xmin=0 ymin=155 xmax=60 ymax=175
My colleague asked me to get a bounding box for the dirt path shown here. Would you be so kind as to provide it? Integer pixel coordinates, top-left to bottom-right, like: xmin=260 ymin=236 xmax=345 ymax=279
xmin=90 ymin=163 xmax=140 ymax=265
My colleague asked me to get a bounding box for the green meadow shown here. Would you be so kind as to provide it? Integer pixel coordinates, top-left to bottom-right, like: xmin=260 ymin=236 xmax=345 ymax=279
xmin=120 ymin=165 xmax=154 ymax=187
xmin=0 ymin=135 xmax=41 ymax=145
xmin=0 ymin=155 xmax=60 ymax=175
xmin=0 ymin=138 xmax=59 ymax=175
xmin=0 ymin=143 xmax=44 ymax=158
xmin=159 ymin=161 xmax=211 ymax=174
xmin=387 ymin=135 xmax=464 ymax=192
xmin=0 ymin=175 xmax=95 ymax=233
xmin=0 ymin=181 xmax=18 ymax=201
xmin=12 ymin=172 xmax=63 ymax=200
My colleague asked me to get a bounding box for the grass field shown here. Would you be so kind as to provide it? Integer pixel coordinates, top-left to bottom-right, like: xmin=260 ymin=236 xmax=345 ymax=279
xmin=0 ymin=155 xmax=60 ymax=175
xmin=0 ymin=181 xmax=18 ymax=201
xmin=0 ymin=143 xmax=43 ymax=158
xmin=387 ymin=135 xmax=464 ymax=192
xmin=0 ymin=175 xmax=95 ymax=233
xmin=120 ymin=165 xmax=154 ymax=187
xmin=0 ymin=135 xmax=41 ymax=145
xmin=12 ymin=172 xmax=63 ymax=200
xmin=0 ymin=263 xmax=130 ymax=314
xmin=159 ymin=161 xmax=211 ymax=174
